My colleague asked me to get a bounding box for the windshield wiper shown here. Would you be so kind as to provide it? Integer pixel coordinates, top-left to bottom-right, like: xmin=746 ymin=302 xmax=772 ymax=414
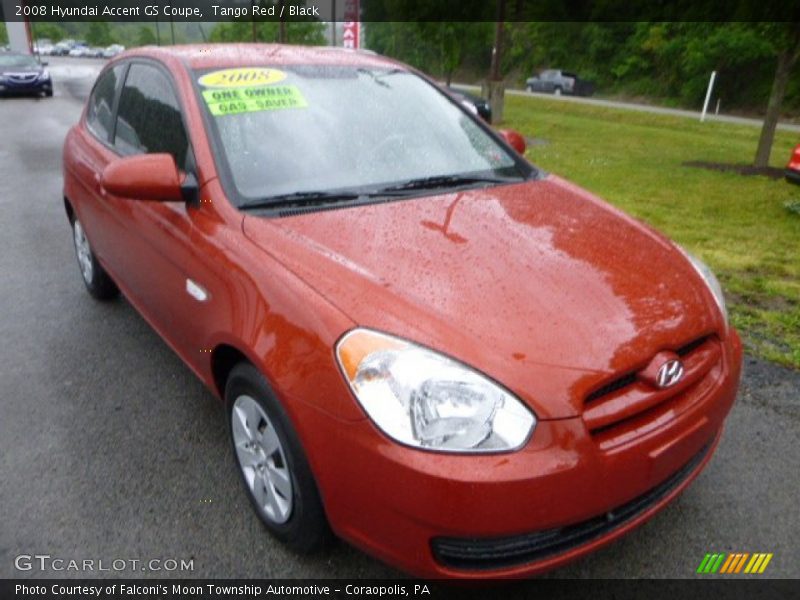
xmin=238 ymin=175 xmax=523 ymax=211
xmin=377 ymin=174 xmax=521 ymax=194
xmin=239 ymin=190 xmax=361 ymax=211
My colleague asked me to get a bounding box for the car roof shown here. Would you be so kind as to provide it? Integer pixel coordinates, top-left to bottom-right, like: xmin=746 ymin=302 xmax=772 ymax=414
xmin=119 ymin=43 xmax=401 ymax=72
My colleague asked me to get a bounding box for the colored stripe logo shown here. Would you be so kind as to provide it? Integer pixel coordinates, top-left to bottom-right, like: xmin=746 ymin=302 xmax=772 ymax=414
xmin=697 ymin=552 xmax=773 ymax=574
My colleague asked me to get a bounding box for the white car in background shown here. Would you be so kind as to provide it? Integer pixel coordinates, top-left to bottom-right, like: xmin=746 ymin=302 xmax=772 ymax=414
xmin=102 ymin=44 xmax=125 ymax=59
xmin=68 ymin=46 xmax=89 ymax=58
xmin=34 ymin=44 xmax=54 ymax=56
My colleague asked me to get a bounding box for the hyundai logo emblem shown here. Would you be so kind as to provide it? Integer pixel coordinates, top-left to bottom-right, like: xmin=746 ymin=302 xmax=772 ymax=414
xmin=656 ymin=359 xmax=684 ymax=388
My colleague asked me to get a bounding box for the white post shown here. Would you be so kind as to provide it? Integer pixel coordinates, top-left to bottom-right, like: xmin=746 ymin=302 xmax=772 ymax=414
xmin=2 ymin=0 xmax=32 ymax=53
xmin=715 ymin=98 xmax=721 ymax=115
xmin=700 ymin=71 xmax=717 ymax=122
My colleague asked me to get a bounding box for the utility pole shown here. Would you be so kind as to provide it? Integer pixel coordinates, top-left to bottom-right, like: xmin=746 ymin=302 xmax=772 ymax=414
xmin=484 ymin=0 xmax=507 ymax=123
xmin=331 ymin=0 xmax=337 ymax=46
xmin=489 ymin=3 xmax=505 ymax=81
xmin=278 ymin=0 xmax=286 ymax=43
xmin=251 ymin=0 xmax=258 ymax=42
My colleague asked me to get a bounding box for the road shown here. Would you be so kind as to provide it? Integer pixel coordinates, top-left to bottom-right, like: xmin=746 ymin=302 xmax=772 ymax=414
xmin=1 ymin=57 xmax=799 ymax=581
xmin=455 ymin=83 xmax=800 ymax=133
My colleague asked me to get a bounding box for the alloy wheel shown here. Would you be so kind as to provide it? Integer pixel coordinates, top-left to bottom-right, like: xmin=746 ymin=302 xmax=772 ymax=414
xmin=73 ymin=220 xmax=94 ymax=284
xmin=231 ymin=394 xmax=293 ymax=524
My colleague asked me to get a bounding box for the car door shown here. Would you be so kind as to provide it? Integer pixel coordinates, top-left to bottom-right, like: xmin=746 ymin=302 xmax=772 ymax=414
xmin=68 ymin=63 xmax=127 ymax=269
xmin=104 ymin=61 xmax=199 ymax=357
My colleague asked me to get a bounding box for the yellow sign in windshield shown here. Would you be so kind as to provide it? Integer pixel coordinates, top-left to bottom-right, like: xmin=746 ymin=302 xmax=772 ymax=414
xmin=202 ymin=85 xmax=308 ymax=116
xmin=198 ymin=68 xmax=287 ymax=88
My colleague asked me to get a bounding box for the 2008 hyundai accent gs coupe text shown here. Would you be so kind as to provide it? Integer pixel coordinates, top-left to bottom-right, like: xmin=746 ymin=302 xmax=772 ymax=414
xmin=62 ymin=44 xmax=742 ymax=579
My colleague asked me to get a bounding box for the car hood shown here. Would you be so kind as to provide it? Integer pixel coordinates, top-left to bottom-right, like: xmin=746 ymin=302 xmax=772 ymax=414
xmin=242 ymin=175 xmax=720 ymax=418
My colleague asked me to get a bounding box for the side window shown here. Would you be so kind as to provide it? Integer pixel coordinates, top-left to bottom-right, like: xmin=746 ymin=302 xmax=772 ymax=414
xmin=113 ymin=64 xmax=189 ymax=169
xmin=86 ymin=65 xmax=124 ymax=142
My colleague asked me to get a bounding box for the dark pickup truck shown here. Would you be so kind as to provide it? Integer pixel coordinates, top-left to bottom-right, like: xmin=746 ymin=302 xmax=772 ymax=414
xmin=526 ymin=69 xmax=595 ymax=97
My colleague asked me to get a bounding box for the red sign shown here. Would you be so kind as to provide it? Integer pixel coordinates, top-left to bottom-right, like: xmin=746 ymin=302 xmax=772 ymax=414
xmin=342 ymin=0 xmax=360 ymax=49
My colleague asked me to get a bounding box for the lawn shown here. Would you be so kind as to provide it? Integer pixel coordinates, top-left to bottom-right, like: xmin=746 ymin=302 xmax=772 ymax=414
xmin=502 ymin=95 xmax=800 ymax=369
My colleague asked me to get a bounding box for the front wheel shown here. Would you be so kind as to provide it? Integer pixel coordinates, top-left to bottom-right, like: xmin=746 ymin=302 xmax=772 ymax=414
xmin=72 ymin=217 xmax=119 ymax=300
xmin=226 ymin=363 xmax=331 ymax=553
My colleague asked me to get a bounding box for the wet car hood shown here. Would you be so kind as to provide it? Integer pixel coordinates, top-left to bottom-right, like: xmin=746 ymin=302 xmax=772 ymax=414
xmin=243 ymin=175 xmax=720 ymax=418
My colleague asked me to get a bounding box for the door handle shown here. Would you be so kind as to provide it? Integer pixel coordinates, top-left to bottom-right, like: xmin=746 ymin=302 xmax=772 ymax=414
xmin=93 ymin=173 xmax=107 ymax=197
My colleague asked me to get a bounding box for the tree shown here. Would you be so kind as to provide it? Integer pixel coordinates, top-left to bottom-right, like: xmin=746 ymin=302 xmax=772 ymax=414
xmin=136 ymin=26 xmax=157 ymax=47
xmin=33 ymin=23 xmax=66 ymax=43
xmin=210 ymin=20 xmax=325 ymax=45
xmin=86 ymin=22 xmax=114 ymax=47
xmin=754 ymin=23 xmax=800 ymax=168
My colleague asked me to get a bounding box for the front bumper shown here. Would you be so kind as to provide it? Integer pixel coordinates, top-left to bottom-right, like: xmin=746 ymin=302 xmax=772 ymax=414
xmin=296 ymin=329 xmax=742 ymax=578
xmin=0 ymin=78 xmax=52 ymax=95
xmin=785 ymin=167 xmax=800 ymax=185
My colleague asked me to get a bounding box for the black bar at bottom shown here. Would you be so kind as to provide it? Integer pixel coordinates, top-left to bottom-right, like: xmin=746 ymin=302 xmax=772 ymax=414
xmin=1 ymin=579 xmax=797 ymax=600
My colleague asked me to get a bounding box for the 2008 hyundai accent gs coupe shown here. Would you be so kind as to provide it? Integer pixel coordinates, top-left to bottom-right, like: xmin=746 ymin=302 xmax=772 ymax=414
xmin=62 ymin=44 xmax=742 ymax=578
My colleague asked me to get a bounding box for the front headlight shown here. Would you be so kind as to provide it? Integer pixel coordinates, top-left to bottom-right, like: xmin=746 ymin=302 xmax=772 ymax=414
xmin=38 ymin=70 xmax=50 ymax=81
xmin=336 ymin=329 xmax=536 ymax=453
xmin=677 ymin=245 xmax=728 ymax=330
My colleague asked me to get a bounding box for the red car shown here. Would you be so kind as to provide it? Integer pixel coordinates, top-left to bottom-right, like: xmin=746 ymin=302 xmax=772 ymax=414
xmin=786 ymin=143 xmax=800 ymax=184
xmin=62 ymin=45 xmax=741 ymax=579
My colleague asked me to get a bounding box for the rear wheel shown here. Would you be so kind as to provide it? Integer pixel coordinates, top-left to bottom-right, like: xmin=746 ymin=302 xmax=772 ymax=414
xmin=226 ymin=363 xmax=331 ymax=553
xmin=71 ymin=218 xmax=119 ymax=300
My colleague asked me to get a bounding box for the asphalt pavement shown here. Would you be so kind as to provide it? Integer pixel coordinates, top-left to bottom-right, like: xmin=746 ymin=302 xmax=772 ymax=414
xmin=1 ymin=57 xmax=798 ymax=581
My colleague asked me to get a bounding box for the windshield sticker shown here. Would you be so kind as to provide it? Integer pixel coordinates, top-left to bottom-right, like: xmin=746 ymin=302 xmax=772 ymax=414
xmin=198 ymin=68 xmax=287 ymax=88
xmin=202 ymin=86 xmax=308 ymax=116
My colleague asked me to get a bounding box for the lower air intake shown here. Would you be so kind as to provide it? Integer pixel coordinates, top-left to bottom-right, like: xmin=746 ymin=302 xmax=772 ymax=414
xmin=431 ymin=441 xmax=712 ymax=571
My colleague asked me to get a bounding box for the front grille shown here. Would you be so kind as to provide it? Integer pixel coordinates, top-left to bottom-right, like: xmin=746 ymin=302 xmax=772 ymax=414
xmin=431 ymin=441 xmax=712 ymax=571
xmin=8 ymin=74 xmax=37 ymax=84
xmin=585 ymin=336 xmax=711 ymax=405
xmin=585 ymin=372 xmax=637 ymax=403
xmin=582 ymin=336 xmax=719 ymax=447
xmin=677 ymin=335 xmax=709 ymax=357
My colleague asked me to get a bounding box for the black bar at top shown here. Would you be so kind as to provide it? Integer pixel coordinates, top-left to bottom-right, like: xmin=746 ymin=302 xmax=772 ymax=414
xmin=1 ymin=0 xmax=799 ymax=23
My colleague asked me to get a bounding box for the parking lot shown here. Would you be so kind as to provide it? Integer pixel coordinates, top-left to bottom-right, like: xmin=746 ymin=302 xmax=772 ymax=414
xmin=1 ymin=56 xmax=798 ymax=580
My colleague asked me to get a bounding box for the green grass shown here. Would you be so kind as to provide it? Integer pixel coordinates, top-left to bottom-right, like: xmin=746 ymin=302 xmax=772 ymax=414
xmin=503 ymin=95 xmax=800 ymax=369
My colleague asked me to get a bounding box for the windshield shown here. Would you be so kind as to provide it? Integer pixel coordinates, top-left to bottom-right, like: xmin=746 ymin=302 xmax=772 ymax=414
xmin=0 ymin=54 xmax=40 ymax=69
xmin=194 ymin=65 xmax=527 ymax=206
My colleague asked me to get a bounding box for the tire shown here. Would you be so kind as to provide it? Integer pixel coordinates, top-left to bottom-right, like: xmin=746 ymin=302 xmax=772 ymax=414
xmin=226 ymin=362 xmax=331 ymax=553
xmin=45 ymin=89 xmax=53 ymax=97
xmin=71 ymin=217 xmax=119 ymax=300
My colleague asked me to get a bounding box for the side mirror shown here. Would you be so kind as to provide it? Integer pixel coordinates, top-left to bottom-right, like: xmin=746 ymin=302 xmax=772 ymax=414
xmin=499 ymin=129 xmax=527 ymax=155
xmin=101 ymin=154 xmax=183 ymax=202
xmin=41 ymin=61 xmax=48 ymax=66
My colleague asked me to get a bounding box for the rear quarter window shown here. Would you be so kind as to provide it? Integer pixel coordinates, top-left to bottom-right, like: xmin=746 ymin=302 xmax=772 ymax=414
xmin=86 ymin=65 xmax=124 ymax=142
xmin=113 ymin=63 xmax=189 ymax=169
